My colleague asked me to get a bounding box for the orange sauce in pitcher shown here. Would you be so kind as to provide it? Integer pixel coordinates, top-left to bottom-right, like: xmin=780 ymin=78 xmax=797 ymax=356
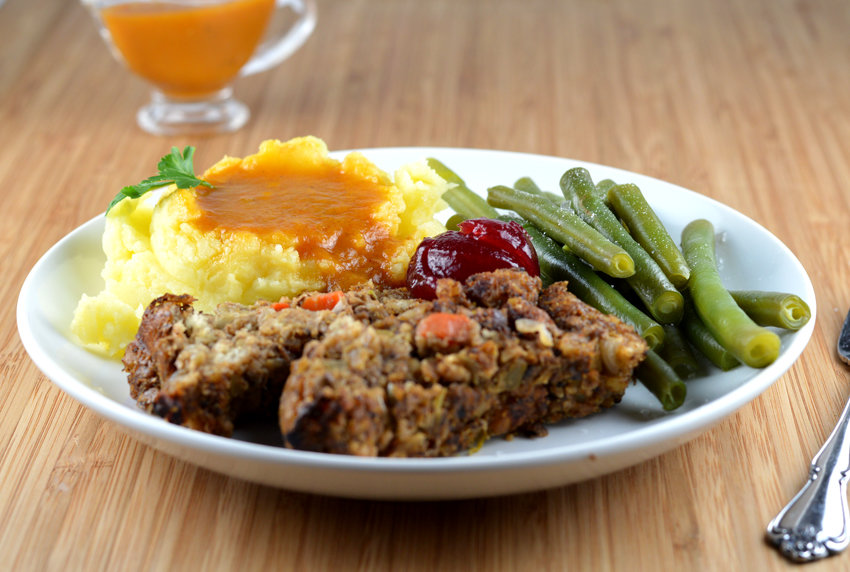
xmin=101 ymin=0 xmax=275 ymax=98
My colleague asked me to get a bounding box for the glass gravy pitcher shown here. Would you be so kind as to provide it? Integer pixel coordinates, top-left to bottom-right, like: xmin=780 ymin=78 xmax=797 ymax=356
xmin=81 ymin=0 xmax=317 ymax=135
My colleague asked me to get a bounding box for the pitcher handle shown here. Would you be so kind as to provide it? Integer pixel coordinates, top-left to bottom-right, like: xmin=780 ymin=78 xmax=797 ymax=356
xmin=240 ymin=0 xmax=317 ymax=77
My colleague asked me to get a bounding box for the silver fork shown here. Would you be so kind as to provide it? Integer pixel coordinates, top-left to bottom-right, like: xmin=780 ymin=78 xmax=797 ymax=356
xmin=765 ymin=308 xmax=850 ymax=562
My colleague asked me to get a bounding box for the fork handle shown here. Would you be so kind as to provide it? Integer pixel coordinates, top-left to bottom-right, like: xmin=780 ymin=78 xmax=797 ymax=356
xmin=766 ymin=396 xmax=850 ymax=562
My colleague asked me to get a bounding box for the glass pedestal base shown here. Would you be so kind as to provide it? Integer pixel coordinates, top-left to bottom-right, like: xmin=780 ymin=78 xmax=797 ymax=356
xmin=136 ymin=88 xmax=249 ymax=136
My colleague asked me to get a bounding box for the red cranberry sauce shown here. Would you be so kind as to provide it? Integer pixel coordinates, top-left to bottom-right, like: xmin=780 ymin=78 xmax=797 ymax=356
xmin=406 ymin=218 xmax=540 ymax=299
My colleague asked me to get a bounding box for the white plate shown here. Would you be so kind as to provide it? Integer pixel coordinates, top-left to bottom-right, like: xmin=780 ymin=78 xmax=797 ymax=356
xmin=16 ymin=148 xmax=815 ymax=500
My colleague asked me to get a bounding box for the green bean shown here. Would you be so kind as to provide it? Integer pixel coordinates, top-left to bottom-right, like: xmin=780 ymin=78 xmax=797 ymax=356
xmin=657 ymin=325 xmax=701 ymax=379
xmin=513 ymin=176 xmax=543 ymax=194
xmin=681 ymin=294 xmax=740 ymax=370
xmin=514 ymin=218 xmax=664 ymax=349
xmin=635 ymin=349 xmax=687 ymax=411
xmin=681 ymin=219 xmax=780 ymax=367
xmin=445 ymin=213 xmax=466 ymax=231
xmin=426 ymin=158 xmax=499 ymax=219
xmin=513 ymin=177 xmax=562 ymax=204
xmin=561 ymin=167 xmax=683 ymax=324
xmin=486 ymin=185 xmax=635 ymax=279
xmin=729 ymin=290 xmax=812 ymax=331
xmin=596 ymin=179 xmax=617 ymax=196
xmin=606 ymin=183 xmax=691 ymax=289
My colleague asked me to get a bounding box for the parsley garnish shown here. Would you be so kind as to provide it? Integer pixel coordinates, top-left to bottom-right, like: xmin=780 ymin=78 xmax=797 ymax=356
xmin=106 ymin=146 xmax=213 ymax=214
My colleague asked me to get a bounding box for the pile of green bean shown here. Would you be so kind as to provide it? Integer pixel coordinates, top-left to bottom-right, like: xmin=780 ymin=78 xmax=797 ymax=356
xmin=427 ymin=158 xmax=811 ymax=411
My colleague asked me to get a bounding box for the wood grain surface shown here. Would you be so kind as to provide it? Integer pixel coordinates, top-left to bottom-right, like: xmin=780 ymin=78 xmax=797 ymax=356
xmin=2 ymin=0 xmax=850 ymax=570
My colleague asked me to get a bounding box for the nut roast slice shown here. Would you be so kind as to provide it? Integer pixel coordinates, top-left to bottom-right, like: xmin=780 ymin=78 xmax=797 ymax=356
xmin=123 ymin=269 xmax=647 ymax=456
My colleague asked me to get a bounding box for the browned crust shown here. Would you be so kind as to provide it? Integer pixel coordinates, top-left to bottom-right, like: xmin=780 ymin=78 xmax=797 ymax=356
xmin=124 ymin=294 xmax=195 ymax=410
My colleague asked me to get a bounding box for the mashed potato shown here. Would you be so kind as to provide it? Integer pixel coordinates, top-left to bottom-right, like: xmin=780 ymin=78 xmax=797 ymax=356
xmin=72 ymin=136 xmax=448 ymax=357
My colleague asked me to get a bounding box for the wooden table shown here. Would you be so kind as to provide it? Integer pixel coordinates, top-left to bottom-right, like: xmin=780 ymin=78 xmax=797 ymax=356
xmin=2 ymin=0 xmax=849 ymax=569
